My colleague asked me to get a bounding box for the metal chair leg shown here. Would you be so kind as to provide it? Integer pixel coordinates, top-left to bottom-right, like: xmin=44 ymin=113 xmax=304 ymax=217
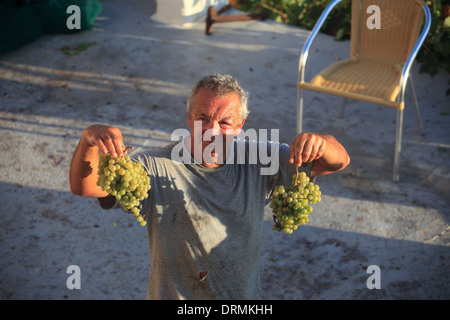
xmin=297 ymin=89 xmax=304 ymax=134
xmin=408 ymin=75 xmax=425 ymax=135
xmin=393 ymin=109 xmax=404 ymax=182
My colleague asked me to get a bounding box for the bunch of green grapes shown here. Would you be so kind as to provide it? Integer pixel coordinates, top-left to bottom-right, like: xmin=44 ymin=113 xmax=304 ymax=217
xmin=270 ymin=170 xmax=321 ymax=234
xmin=97 ymin=148 xmax=151 ymax=226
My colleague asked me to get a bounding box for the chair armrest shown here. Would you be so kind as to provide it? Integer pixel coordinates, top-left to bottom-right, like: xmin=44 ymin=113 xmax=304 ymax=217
xmin=399 ymin=3 xmax=431 ymax=102
xmin=298 ymin=0 xmax=343 ymax=83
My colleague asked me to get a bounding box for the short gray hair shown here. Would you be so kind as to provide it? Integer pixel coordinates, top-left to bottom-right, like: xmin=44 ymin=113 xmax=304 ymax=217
xmin=187 ymin=74 xmax=249 ymax=122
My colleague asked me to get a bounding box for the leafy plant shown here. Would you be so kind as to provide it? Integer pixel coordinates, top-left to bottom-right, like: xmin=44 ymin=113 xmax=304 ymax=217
xmin=60 ymin=41 xmax=96 ymax=55
xmin=416 ymin=0 xmax=450 ymax=79
xmin=236 ymin=0 xmax=351 ymax=39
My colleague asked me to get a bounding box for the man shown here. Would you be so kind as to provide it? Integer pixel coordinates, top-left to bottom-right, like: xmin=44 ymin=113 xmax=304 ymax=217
xmin=69 ymin=74 xmax=350 ymax=299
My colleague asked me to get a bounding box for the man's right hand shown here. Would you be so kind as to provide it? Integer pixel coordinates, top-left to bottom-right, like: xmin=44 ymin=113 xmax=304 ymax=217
xmin=82 ymin=124 xmax=126 ymax=158
xmin=69 ymin=124 xmax=125 ymax=198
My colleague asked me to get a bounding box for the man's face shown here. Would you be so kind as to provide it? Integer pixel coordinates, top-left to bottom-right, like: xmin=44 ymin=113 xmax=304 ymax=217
xmin=187 ymin=87 xmax=246 ymax=167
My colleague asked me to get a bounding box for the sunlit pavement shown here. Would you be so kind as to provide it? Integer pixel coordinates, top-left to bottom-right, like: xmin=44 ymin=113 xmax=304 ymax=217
xmin=0 ymin=0 xmax=448 ymax=299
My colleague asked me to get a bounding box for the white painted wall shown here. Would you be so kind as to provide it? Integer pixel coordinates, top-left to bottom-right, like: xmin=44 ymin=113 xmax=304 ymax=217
xmin=151 ymin=0 xmax=229 ymax=27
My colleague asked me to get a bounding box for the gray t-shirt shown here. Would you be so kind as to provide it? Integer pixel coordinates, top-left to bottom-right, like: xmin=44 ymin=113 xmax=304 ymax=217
xmin=126 ymin=138 xmax=312 ymax=300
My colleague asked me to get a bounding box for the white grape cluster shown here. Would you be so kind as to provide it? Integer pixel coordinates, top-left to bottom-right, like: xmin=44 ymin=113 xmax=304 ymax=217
xmin=270 ymin=171 xmax=321 ymax=234
xmin=97 ymin=151 xmax=150 ymax=226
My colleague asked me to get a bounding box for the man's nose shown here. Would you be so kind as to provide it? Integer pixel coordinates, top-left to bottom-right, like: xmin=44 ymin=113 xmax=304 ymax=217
xmin=204 ymin=120 xmax=221 ymax=135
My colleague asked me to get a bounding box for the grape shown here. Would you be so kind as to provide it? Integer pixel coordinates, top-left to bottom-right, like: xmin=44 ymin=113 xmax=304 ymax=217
xmin=270 ymin=169 xmax=322 ymax=234
xmin=97 ymin=147 xmax=151 ymax=227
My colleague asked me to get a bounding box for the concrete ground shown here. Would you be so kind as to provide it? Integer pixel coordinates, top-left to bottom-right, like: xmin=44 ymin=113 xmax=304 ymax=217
xmin=0 ymin=0 xmax=448 ymax=300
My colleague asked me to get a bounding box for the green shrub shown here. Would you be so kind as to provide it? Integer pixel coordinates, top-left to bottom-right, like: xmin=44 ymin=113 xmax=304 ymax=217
xmin=416 ymin=0 xmax=450 ymax=79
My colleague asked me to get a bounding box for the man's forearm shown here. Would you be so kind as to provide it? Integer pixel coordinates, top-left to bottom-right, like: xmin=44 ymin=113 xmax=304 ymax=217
xmin=312 ymin=134 xmax=350 ymax=176
xmin=70 ymin=124 xmax=126 ymax=197
xmin=69 ymin=137 xmax=109 ymax=198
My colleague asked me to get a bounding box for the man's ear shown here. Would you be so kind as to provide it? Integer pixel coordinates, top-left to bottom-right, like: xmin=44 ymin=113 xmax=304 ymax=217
xmin=187 ymin=112 xmax=192 ymax=127
xmin=235 ymin=118 xmax=246 ymax=135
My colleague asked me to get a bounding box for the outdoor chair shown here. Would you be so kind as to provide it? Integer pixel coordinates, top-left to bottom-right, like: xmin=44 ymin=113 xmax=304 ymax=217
xmin=296 ymin=0 xmax=431 ymax=182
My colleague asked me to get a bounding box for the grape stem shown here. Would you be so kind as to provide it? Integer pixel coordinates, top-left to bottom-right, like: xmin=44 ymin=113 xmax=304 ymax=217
xmin=104 ymin=146 xmax=133 ymax=157
xmin=124 ymin=145 xmax=133 ymax=153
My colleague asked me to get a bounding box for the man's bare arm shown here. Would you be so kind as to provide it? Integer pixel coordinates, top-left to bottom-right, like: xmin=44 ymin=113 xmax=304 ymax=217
xmin=69 ymin=124 xmax=126 ymax=198
xmin=289 ymin=133 xmax=350 ymax=176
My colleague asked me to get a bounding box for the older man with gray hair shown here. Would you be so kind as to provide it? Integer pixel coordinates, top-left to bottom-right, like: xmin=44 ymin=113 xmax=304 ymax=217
xmin=70 ymin=73 xmax=350 ymax=300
